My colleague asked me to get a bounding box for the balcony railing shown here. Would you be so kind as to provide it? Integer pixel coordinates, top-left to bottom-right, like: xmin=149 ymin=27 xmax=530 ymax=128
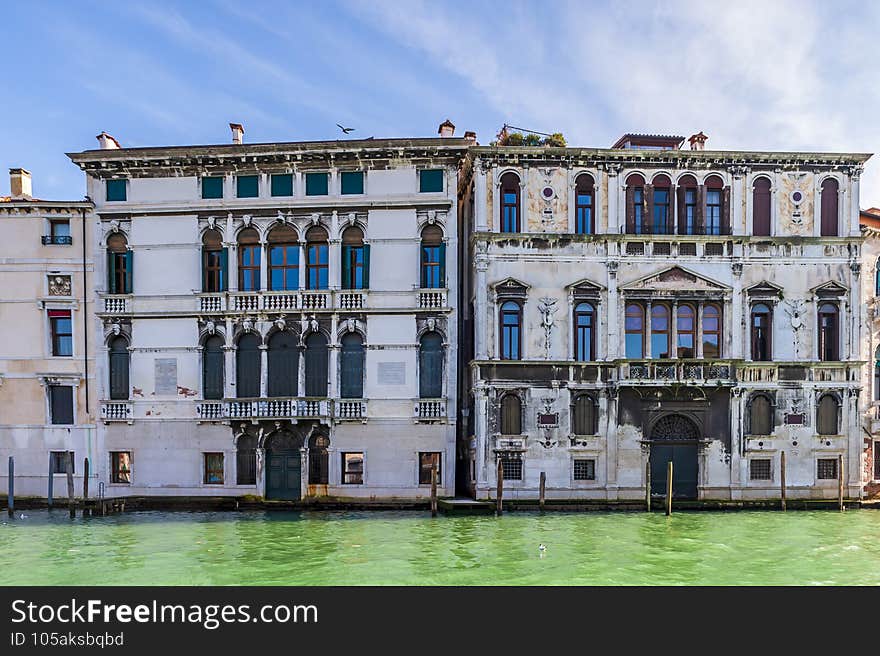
xmin=418 ymin=289 xmax=447 ymax=309
xmin=100 ymin=400 xmax=132 ymax=422
xmin=225 ymin=397 xmax=331 ymax=421
xmin=335 ymin=399 xmax=367 ymax=420
xmin=196 ymin=401 xmax=224 ymax=420
xmin=620 ymin=360 xmax=735 ymax=384
xmin=414 ymin=398 xmax=447 ymax=420
xmin=102 ymin=295 xmax=131 ymax=314
xmin=41 ymin=235 xmax=73 ymax=245
xmin=199 ymin=294 xmax=225 ymax=313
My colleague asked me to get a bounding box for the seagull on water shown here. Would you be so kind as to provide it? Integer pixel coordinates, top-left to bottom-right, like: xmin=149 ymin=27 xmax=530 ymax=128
xmin=538 ymin=543 xmax=546 ymax=553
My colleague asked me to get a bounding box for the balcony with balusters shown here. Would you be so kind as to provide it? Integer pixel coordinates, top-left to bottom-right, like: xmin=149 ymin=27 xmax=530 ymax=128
xmin=414 ymin=398 xmax=447 ymax=422
xmin=618 ymin=360 xmax=736 ymax=385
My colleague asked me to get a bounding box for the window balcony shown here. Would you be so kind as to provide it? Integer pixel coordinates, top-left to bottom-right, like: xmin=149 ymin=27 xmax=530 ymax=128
xmin=196 ymin=401 xmax=224 ymax=421
xmin=41 ymin=235 xmax=73 ymax=245
xmin=224 ymin=397 xmax=331 ymax=421
xmin=335 ymin=399 xmax=367 ymax=420
xmin=737 ymin=362 xmax=858 ymax=385
xmin=619 ymin=360 xmax=735 ymax=384
xmin=100 ymin=400 xmax=132 ymax=423
xmin=414 ymin=398 xmax=447 ymax=421
xmin=199 ymin=294 xmax=226 ymax=313
xmin=417 ymin=288 xmax=448 ymax=309
xmin=102 ymin=295 xmax=131 ymax=314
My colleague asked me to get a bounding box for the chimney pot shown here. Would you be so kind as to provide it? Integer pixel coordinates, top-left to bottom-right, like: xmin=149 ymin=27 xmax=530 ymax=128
xmin=96 ymin=131 xmax=121 ymax=150
xmin=9 ymin=168 xmax=32 ymax=198
xmin=438 ymin=119 xmax=455 ymax=138
xmin=230 ymin=123 xmax=244 ymax=145
xmin=464 ymin=131 xmax=477 ymax=144
xmin=688 ymin=131 xmax=708 ymax=151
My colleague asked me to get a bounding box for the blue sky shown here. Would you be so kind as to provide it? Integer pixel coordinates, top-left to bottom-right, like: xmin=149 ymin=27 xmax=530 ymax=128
xmin=2 ymin=0 xmax=879 ymax=206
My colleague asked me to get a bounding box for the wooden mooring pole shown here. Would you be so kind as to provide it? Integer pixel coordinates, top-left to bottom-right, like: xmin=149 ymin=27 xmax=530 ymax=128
xmin=645 ymin=460 xmax=651 ymax=512
xmin=82 ymin=457 xmax=90 ymax=518
xmin=7 ymin=456 xmax=14 ymax=517
xmin=838 ymin=454 xmax=844 ymax=511
xmin=539 ymin=471 xmax=546 ymax=511
xmin=665 ymin=461 xmax=673 ymax=517
xmin=430 ymin=463 xmax=438 ymax=518
xmin=496 ymin=459 xmax=504 ymax=516
xmin=780 ymin=451 xmax=786 ymax=512
xmin=66 ymin=451 xmax=75 ymax=519
xmin=47 ymin=454 xmax=54 ymax=509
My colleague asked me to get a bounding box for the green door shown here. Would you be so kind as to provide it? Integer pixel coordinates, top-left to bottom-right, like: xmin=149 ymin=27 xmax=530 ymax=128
xmin=265 ymin=430 xmax=303 ymax=500
xmin=650 ymin=443 xmax=698 ymax=499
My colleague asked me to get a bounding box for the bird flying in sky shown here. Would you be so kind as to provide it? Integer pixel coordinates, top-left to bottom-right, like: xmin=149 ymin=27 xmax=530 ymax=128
xmin=337 ymin=124 xmax=355 ymax=134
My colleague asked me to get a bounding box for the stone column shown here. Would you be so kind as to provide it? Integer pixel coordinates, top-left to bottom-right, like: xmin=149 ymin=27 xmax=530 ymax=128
xmin=567 ymin=169 xmax=576 ymax=233
xmin=474 ymin=384 xmax=489 ymax=496
xmin=850 ymin=169 xmax=862 ymax=237
xmin=729 ymin=389 xmax=743 ymax=497
xmin=671 ymin=301 xmax=679 ymax=359
xmin=328 ymin=239 xmax=341 ymax=291
xmin=474 ymin=160 xmax=488 ymax=232
xmin=329 ymin=315 xmax=339 ymax=399
xmin=228 ymin=242 xmax=239 ymax=293
xmin=259 ymin=242 xmax=268 ymax=292
xmin=849 ymin=262 xmax=861 ymax=361
xmin=299 ymin=242 xmax=308 ymax=290
xmin=607 ymin=167 xmax=620 ymax=234
xmin=520 ymin=167 xmax=529 ymax=233
xmin=606 ymin=262 xmax=619 ymax=359
xmin=645 ymin=300 xmax=653 ymax=359
xmin=475 ymin=248 xmax=489 ymax=360
xmin=731 ymin=273 xmax=743 ymax=359
xmin=223 ymin=332 xmax=235 ymax=399
xmin=604 ymin=389 xmax=618 ymax=496
xmin=697 ymin=303 xmax=704 ymax=359
xmin=259 ymin=345 xmax=268 ymax=398
xmin=567 ymin=292 xmax=575 ymax=360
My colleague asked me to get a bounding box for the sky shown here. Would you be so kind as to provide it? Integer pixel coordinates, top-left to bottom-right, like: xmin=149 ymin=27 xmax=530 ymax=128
xmin=2 ymin=0 xmax=879 ymax=206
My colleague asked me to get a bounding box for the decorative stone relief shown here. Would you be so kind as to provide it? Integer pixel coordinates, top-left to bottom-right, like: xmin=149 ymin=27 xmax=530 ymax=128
xmin=48 ymin=275 xmax=71 ymax=296
xmin=783 ymin=299 xmax=806 ymax=359
xmin=537 ymin=297 xmax=558 ymax=359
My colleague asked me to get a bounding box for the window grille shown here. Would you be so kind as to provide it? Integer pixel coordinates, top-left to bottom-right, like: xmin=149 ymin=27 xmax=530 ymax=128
xmin=749 ymin=459 xmax=771 ymax=480
xmin=573 ymin=459 xmax=596 ymax=481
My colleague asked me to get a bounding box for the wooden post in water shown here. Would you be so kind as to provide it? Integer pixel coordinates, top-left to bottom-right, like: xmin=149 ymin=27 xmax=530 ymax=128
xmin=838 ymin=454 xmax=844 ymax=511
xmin=645 ymin=460 xmax=651 ymax=512
xmin=66 ymin=451 xmax=75 ymax=519
xmin=82 ymin=458 xmax=90 ymax=517
xmin=7 ymin=456 xmax=14 ymax=517
xmin=47 ymin=454 xmax=54 ymax=509
xmin=430 ymin=463 xmax=438 ymax=518
xmin=496 ymin=459 xmax=504 ymax=516
xmin=780 ymin=451 xmax=786 ymax=512
xmin=539 ymin=471 xmax=546 ymax=512
xmin=665 ymin=461 xmax=673 ymax=516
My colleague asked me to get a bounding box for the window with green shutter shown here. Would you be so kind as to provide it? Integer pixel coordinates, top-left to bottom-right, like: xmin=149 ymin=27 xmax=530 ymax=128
xmin=341 ymin=171 xmax=364 ymax=195
xmin=201 ymin=176 xmax=224 ymax=199
xmin=106 ymin=179 xmax=127 ymax=202
xmin=271 ymin=173 xmax=293 ymax=197
xmin=306 ymin=173 xmax=329 ymax=196
xmin=237 ymin=175 xmax=259 ymax=198
xmin=419 ymin=169 xmax=444 ymax=193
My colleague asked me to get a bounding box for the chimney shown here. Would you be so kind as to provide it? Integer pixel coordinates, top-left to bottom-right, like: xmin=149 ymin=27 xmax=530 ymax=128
xmin=438 ymin=119 xmax=455 ymax=138
xmin=464 ymin=131 xmax=477 ymax=144
xmin=96 ymin=131 xmax=121 ymax=150
xmin=688 ymin=131 xmax=708 ymax=151
xmin=230 ymin=123 xmax=244 ymax=145
xmin=9 ymin=168 xmax=32 ymax=198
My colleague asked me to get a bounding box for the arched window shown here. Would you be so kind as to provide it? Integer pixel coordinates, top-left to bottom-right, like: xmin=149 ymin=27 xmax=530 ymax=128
xmin=749 ymin=394 xmax=773 ymax=435
xmin=304 ymin=332 xmax=329 ymax=397
xmin=625 ymin=173 xmax=646 ymax=234
xmin=500 ymin=301 xmax=522 ymax=360
xmin=237 ymin=228 xmax=261 ymax=292
xmin=306 ymin=226 xmax=329 ymax=290
xmin=650 ymin=304 xmax=671 ymax=358
xmin=751 ymin=303 xmax=772 ymax=361
xmin=677 ymin=175 xmax=698 ymax=235
xmin=236 ymin=434 xmax=257 ymax=485
xmin=625 ymin=303 xmax=645 ymax=359
xmin=267 ymin=225 xmax=298 ymax=291
xmin=236 ymin=333 xmax=261 ymax=398
xmin=704 ymin=175 xmax=724 ymax=236
xmin=575 ymin=173 xmax=594 ymax=234
xmin=818 ymin=303 xmax=839 ymax=361
xmin=267 ymin=331 xmax=298 ymax=397
xmin=308 ymin=434 xmax=330 ymax=485
xmin=202 ymin=335 xmax=225 ymax=400
xmin=820 ymin=178 xmax=839 ymax=237
xmin=752 ymin=177 xmax=772 ymax=236
xmin=106 ymin=233 xmax=132 ymax=294
xmin=677 ymin=304 xmax=695 ymax=358
xmin=574 ymin=302 xmax=595 ymax=362
xmin=652 ymin=174 xmax=672 ymax=235
xmin=202 ymin=229 xmax=226 ymax=292
xmin=419 ymin=331 xmax=443 ymax=398
xmin=108 ymin=336 xmax=130 ymax=400
xmin=420 ymin=225 xmax=445 ymax=289
xmin=341 ymin=226 xmax=369 ymax=290
xmin=571 ymin=394 xmax=598 ymax=435
xmin=702 ymin=304 xmax=721 ymax=358
xmin=817 ymin=394 xmax=839 ymax=435
xmin=500 ymin=394 xmax=521 ymax=435
xmin=500 ymin=172 xmax=520 ymax=233
xmin=340 ymin=333 xmax=364 ymax=399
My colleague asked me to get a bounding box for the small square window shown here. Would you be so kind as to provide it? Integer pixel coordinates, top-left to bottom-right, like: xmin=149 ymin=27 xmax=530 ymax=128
xmin=106 ymin=179 xmax=127 ymax=202
xmin=418 ymin=452 xmax=441 ymax=485
xmin=111 ymin=451 xmax=131 ymax=484
xmin=202 ymin=176 xmax=224 ymax=199
xmin=817 ymin=458 xmax=838 ymax=480
xmin=237 ymin=175 xmax=259 ymax=198
xmin=44 ymin=220 xmax=72 ymax=245
xmin=749 ymin=458 xmax=772 ymax=481
xmin=341 ymin=171 xmax=364 ymax=195
xmin=419 ymin=169 xmax=444 ymax=193
xmin=204 ymin=452 xmax=224 ymax=484
xmin=271 ymin=174 xmax=293 ymax=197
xmin=48 ymin=385 xmax=73 ymax=425
xmin=573 ymin=459 xmax=596 ymax=481
xmin=50 ymin=451 xmax=73 ymax=474
xmin=500 ymin=455 xmax=523 ymax=481
xmin=306 ymin=173 xmax=329 ymax=196
xmin=342 ymin=452 xmax=364 ymax=484
xmin=49 ymin=310 xmax=73 ymax=356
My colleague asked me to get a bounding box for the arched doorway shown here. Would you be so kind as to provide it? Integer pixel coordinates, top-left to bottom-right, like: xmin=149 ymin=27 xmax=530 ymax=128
xmin=265 ymin=430 xmax=303 ymax=500
xmin=649 ymin=414 xmax=700 ymax=499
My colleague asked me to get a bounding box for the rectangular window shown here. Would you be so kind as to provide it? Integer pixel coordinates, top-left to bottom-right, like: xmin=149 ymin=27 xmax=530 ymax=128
xmin=110 ymin=451 xmax=131 ymax=484
xmin=204 ymin=452 xmax=224 ymax=484
xmin=684 ymin=189 xmax=697 ymax=235
xmin=573 ymin=459 xmax=596 ymax=481
xmin=706 ymin=190 xmax=722 ymax=235
xmin=203 ymin=249 xmax=224 ymax=292
xmin=653 ymin=189 xmax=670 ymax=234
xmin=307 ymin=243 xmax=329 ymax=289
xmin=749 ymin=459 xmax=772 ymax=481
xmin=341 ymin=171 xmax=364 ymax=195
xmin=419 ymin=169 xmax=444 ymax=193
xmin=269 ymin=245 xmax=299 ymax=291
xmin=44 ymin=220 xmax=72 ymax=245
xmin=421 ymin=245 xmax=442 ymax=288
xmin=342 ymin=452 xmax=364 ymax=484
xmin=106 ymin=179 xmax=127 ymax=202
xmin=239 ymin=244 xmax=261 ymax=291
xmin=49 ymin=310 xmax=73 ymax=356
xmin=49 ymin=385 xmax=74 ymax=425
xmin=50 ymin=451 xmax=73 ymax=474
xmin=342 ymin=245 xmax=365 ymax=289
xmin=270 ymin=174 xmax=293 ymax=197
xmin=305 ymin=173 xmax=329 ymax=196
xmin=633 ymin=188 xmax=644 ymax=234
xmin=201 ymin=176 xmax=224 ymax=199
xmin=500 ymin=455 xmax=523 ymax=481
xmin=237 ymin=175 xmax=259 ymax=198
xmin=418 ymin=452 xmax=442 ymax=485
xmin=817 ymin=458 xmax=838 ymax=480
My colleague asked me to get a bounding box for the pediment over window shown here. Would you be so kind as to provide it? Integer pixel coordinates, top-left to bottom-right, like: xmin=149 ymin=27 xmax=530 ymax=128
xmin=492 ymin=277 xmax=530 ymax=298
xmin=811 ymin=280 xmax=848 ymax=298
xmin=621 ymin=266 xmax=729 ymax=293
xmin=746 ymin=281 xmax=784 ymax=298
xmin=566 ymin=278 xmax=604 ymax=299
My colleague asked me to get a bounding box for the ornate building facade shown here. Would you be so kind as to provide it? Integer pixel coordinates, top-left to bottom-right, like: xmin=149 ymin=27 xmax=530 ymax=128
xmin=462 ymin=134 xmax=870 ymax=501
xmin=68 ymin=126 xmax=469 ymax=500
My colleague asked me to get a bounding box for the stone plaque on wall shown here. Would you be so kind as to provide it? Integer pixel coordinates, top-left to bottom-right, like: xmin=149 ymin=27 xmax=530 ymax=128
xmin=48 ymin=275 xmax=72 ymax=296
xmin=154 ymin=358 xmax=178 ymax=395
xmin=377 ymin=362 xmax=406 ymax=386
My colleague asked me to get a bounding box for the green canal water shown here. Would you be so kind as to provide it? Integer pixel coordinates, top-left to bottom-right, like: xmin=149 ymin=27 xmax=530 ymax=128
xmin=1 ymin=509 xmax=879 ymax=585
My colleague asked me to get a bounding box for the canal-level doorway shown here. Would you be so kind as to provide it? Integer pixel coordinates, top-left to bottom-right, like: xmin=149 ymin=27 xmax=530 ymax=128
xmin=649 ymin=414 xmax=700 ymax=500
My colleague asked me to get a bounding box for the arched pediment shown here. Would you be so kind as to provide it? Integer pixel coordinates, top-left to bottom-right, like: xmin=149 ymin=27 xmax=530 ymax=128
xmin=621 ymin=266 xmax=730 ymax=293
xmin=492 ymin=277 xmax=530 ymax=298
xmin=811 ymin=280 xmax=848 ymax=298
xmin=746 ymin=280 xmax=784 ymax=298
